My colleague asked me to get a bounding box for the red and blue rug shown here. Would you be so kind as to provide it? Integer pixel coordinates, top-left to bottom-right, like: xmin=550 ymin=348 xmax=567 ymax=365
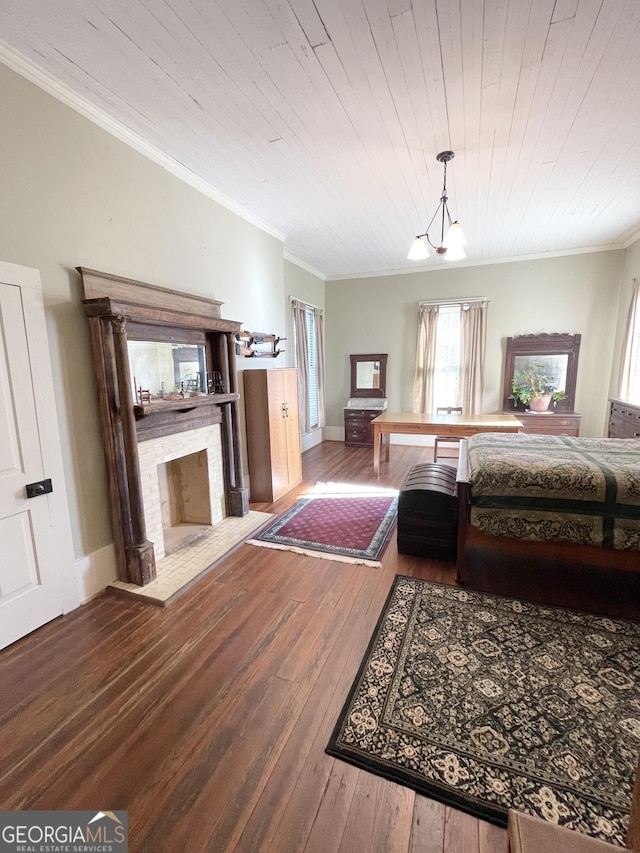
xmin=248 ymin=482 xmax=398 ymax=567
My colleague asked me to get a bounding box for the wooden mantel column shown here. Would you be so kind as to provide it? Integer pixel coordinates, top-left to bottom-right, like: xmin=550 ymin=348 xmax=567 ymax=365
xmin=218 ymin=331 xmax=249 ymax=517
xmin=111 ymin=317 xmax=156 ymax=585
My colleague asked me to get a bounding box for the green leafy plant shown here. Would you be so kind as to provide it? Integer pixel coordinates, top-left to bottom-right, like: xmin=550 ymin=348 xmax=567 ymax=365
xmin=509 ymin=368 xmax=565 ymax=406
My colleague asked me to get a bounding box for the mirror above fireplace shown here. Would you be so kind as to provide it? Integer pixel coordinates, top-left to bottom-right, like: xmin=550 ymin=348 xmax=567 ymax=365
xmin=128 ymin=340 xmax=208 ymax=402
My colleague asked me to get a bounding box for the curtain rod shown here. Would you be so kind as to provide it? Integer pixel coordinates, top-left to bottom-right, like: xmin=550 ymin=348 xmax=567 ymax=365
xmin=291 ymin=296 xmax=322 ymax=311
xmin=418 ymin=296 xmax=489 ymax=307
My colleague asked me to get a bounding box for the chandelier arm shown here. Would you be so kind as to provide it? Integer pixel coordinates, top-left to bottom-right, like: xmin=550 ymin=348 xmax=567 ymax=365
xmin=419 ymin=203 xmax=441 ymax=248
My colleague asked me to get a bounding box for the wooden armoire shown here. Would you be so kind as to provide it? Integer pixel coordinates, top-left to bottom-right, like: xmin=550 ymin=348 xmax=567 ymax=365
xmin=243 ymin=368 xmax=302 ymax=501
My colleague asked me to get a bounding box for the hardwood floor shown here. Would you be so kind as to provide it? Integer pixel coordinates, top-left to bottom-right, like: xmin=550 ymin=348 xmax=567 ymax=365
xmin=0 ymin=441 xmax=508 ymax=853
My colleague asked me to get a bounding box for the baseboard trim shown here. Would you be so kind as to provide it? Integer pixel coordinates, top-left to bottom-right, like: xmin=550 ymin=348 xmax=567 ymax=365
xmin=75 ymin=543 xmax=117 ymax=603
xmin=323 ymin=426 xmax=433 ymax=447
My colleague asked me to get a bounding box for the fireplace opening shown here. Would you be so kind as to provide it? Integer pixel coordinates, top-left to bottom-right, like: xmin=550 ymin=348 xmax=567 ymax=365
xmin=158 ymin=449 xmax=212 ymax=555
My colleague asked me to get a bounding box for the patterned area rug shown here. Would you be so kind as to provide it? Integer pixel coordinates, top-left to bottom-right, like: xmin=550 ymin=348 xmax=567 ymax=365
xmin=326 ymin=575 xmax=640 ymax=845
xmin=247 ymin=482 xmax=398 ymax=567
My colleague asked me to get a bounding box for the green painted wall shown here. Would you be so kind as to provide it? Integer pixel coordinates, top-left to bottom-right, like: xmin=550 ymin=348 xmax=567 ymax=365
xmin=326 ymin=251 xmax=625 ymax=438
xmin=0 ymin=63 xmax=286 ymax=562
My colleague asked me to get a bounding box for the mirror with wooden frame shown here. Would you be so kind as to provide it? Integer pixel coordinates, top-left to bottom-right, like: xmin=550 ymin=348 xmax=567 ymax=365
xmin=350 ymin=353 xmax=387 ymax=398
xmin=503 ymin=333 xmax=581 ymax=413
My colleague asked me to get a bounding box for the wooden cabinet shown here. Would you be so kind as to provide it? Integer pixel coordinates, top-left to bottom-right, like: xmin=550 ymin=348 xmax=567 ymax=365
xmin=608 ymin=399 xmax=640 ymax=438
xmin=243 ymin=368 xmax=302 ymax=502
xmin=515 ymin=411 xmax=582 ymax=436
xmin=344 ymin=405 xmax=386 ymax=447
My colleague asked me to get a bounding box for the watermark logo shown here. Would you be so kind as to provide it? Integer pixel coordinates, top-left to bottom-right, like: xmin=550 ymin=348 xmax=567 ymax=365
xmin=0 ymin=810 xmax=128 ymax=852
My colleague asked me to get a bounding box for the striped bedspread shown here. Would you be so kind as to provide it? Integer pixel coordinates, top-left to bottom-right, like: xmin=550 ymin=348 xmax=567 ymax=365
xmin=467 ymin=433 xmax=640 ymax=550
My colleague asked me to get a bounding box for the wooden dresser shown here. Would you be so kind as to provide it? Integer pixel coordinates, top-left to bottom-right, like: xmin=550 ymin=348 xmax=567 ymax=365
xmin=344 ymin=354 xmax=388 ymax=447
xmin=514 ymin=411 xmax=582 ymax=436
xmin=502 ymin=333 xmax=582 ymax=438
xmin=344 ymin=398 xmax=388 ymax=447
xmin=608 ymin=399 xmax=640 ymax=438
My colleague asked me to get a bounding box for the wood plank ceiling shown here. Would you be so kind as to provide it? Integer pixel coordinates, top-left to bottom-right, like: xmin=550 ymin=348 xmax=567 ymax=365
xmin=0 ymin=0 xmax=639 ymax=278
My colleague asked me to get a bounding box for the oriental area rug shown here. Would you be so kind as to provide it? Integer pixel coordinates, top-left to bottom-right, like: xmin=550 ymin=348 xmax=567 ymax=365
xmin=326 ymin=575 xmax=640 ymax=846
xmin=247 ymin=482 xmax=398 ymax=567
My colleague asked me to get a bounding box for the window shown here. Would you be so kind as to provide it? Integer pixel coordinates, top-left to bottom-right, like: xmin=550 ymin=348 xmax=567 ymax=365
xmin=305 ymin=307 xmax=319 ymax=429
xmin=414 ymin=298 xmax=487 ymax=414
xmin=291 ymin=299 xmax=325 ymax=434
xmin=620 ymin=278 xmax=640 ymax=402
xmin=432 ymin=304 xmax=461 ymax=408
xmin=628 ymin=342 xmax=640 ymax=401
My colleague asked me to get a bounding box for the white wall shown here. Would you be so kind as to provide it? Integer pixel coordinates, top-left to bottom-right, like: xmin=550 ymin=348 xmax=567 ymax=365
xmin=325 ymin=251 xmax=625 ymax=439
xmin=0 ymin=62 xmax=287 ymax=594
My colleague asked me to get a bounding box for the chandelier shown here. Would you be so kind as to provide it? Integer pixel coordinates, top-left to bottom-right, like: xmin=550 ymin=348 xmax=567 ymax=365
xmin=407 ymin=150 xmax=466 ymax=262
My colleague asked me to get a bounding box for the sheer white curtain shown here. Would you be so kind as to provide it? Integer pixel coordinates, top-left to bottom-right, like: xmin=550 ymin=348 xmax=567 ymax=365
xmin=619 ymin=278 xmax=640 ymax=401
xmin=460 ymin=301 xmax=488 ymax=413
xmin=413 ymin=304 xmax=439 ymax=413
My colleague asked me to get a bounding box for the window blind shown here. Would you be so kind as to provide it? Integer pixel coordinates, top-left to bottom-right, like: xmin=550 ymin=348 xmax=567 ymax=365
xmin=305 ymin=308 xmax=319 ymax=429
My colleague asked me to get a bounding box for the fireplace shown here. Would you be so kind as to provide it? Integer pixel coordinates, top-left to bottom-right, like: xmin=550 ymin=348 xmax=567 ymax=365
xmin=139 ymin=425 xmax=224 ymax=559
xmin=80 ymin=267 xmax=249 ymax=586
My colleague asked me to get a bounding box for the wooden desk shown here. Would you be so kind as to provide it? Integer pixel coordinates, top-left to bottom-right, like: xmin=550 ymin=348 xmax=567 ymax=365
xmin=371 ymin=412 xmax=523 ymax=474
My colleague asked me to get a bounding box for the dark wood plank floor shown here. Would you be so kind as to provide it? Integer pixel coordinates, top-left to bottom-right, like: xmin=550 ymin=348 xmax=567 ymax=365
xmin=0 ymin=441 xmax=508 ymax=853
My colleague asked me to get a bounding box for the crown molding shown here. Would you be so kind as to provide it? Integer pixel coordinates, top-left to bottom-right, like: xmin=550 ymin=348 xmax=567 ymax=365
xmin=325 ymin=243 xmax=627 ymax=281
xmin=0 ymin=41 xmax=287 ymax=244
xmin=623 ymin=228 xmax=640 ymax=249
xmin=283 ymin=251 xmax=327 ymax=281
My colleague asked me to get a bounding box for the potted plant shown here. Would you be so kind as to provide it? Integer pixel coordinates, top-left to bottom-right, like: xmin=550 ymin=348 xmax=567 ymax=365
xmin=510 ymin=368 xmax=565 ymax=412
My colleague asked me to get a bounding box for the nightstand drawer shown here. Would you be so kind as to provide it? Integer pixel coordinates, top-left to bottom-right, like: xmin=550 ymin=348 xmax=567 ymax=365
xmin=516 ymin=412 xmax=581 ymax=436
xmin=608 ymin=399 xmax=640 ymax=438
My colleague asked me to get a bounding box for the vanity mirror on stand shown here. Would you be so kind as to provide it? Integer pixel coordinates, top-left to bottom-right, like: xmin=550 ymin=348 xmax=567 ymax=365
xmin=502 ymin=333 xmax=582 ymax=436
xmin=344 ymin=354 xmax=388 ymax=446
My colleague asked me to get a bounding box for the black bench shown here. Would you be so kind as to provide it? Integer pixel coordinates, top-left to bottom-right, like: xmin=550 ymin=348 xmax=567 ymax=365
xmin=397 ymin=463 xmax=459 ymax=561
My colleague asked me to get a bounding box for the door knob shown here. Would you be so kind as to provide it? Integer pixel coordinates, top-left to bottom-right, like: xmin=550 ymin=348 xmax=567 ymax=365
xmin=25 ymin=478 xmax=53 ymax=498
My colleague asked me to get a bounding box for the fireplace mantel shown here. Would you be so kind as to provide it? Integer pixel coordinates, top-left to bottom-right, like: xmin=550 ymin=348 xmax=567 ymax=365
xmin=79 ymin=267 xmax=249 ymax=586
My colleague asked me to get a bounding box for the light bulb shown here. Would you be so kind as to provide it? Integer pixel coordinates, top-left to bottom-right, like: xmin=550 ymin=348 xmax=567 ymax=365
xmin=407 ymin=236 xmax=429 ymax=261
xmin=443 ymin=221 xmax=466 ymax=249
xmin=443 ymin=245 xmax=466 ymax=262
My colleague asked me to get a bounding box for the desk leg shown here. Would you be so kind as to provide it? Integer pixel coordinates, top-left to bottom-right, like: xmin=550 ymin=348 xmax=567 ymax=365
xmin=381 ymin=432 xmax=390 ymax=463
xmin=373 ymin=423 xmax=380 ymax=475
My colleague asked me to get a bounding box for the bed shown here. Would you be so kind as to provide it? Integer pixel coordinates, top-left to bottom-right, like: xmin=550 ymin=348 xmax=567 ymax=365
xmin=455 ymin=433 xmax=640 ymax=620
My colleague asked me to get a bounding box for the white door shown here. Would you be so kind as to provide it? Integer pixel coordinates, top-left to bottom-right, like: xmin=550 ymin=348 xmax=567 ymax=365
xmin=0 ymin=261 xmax=77 ymax=650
